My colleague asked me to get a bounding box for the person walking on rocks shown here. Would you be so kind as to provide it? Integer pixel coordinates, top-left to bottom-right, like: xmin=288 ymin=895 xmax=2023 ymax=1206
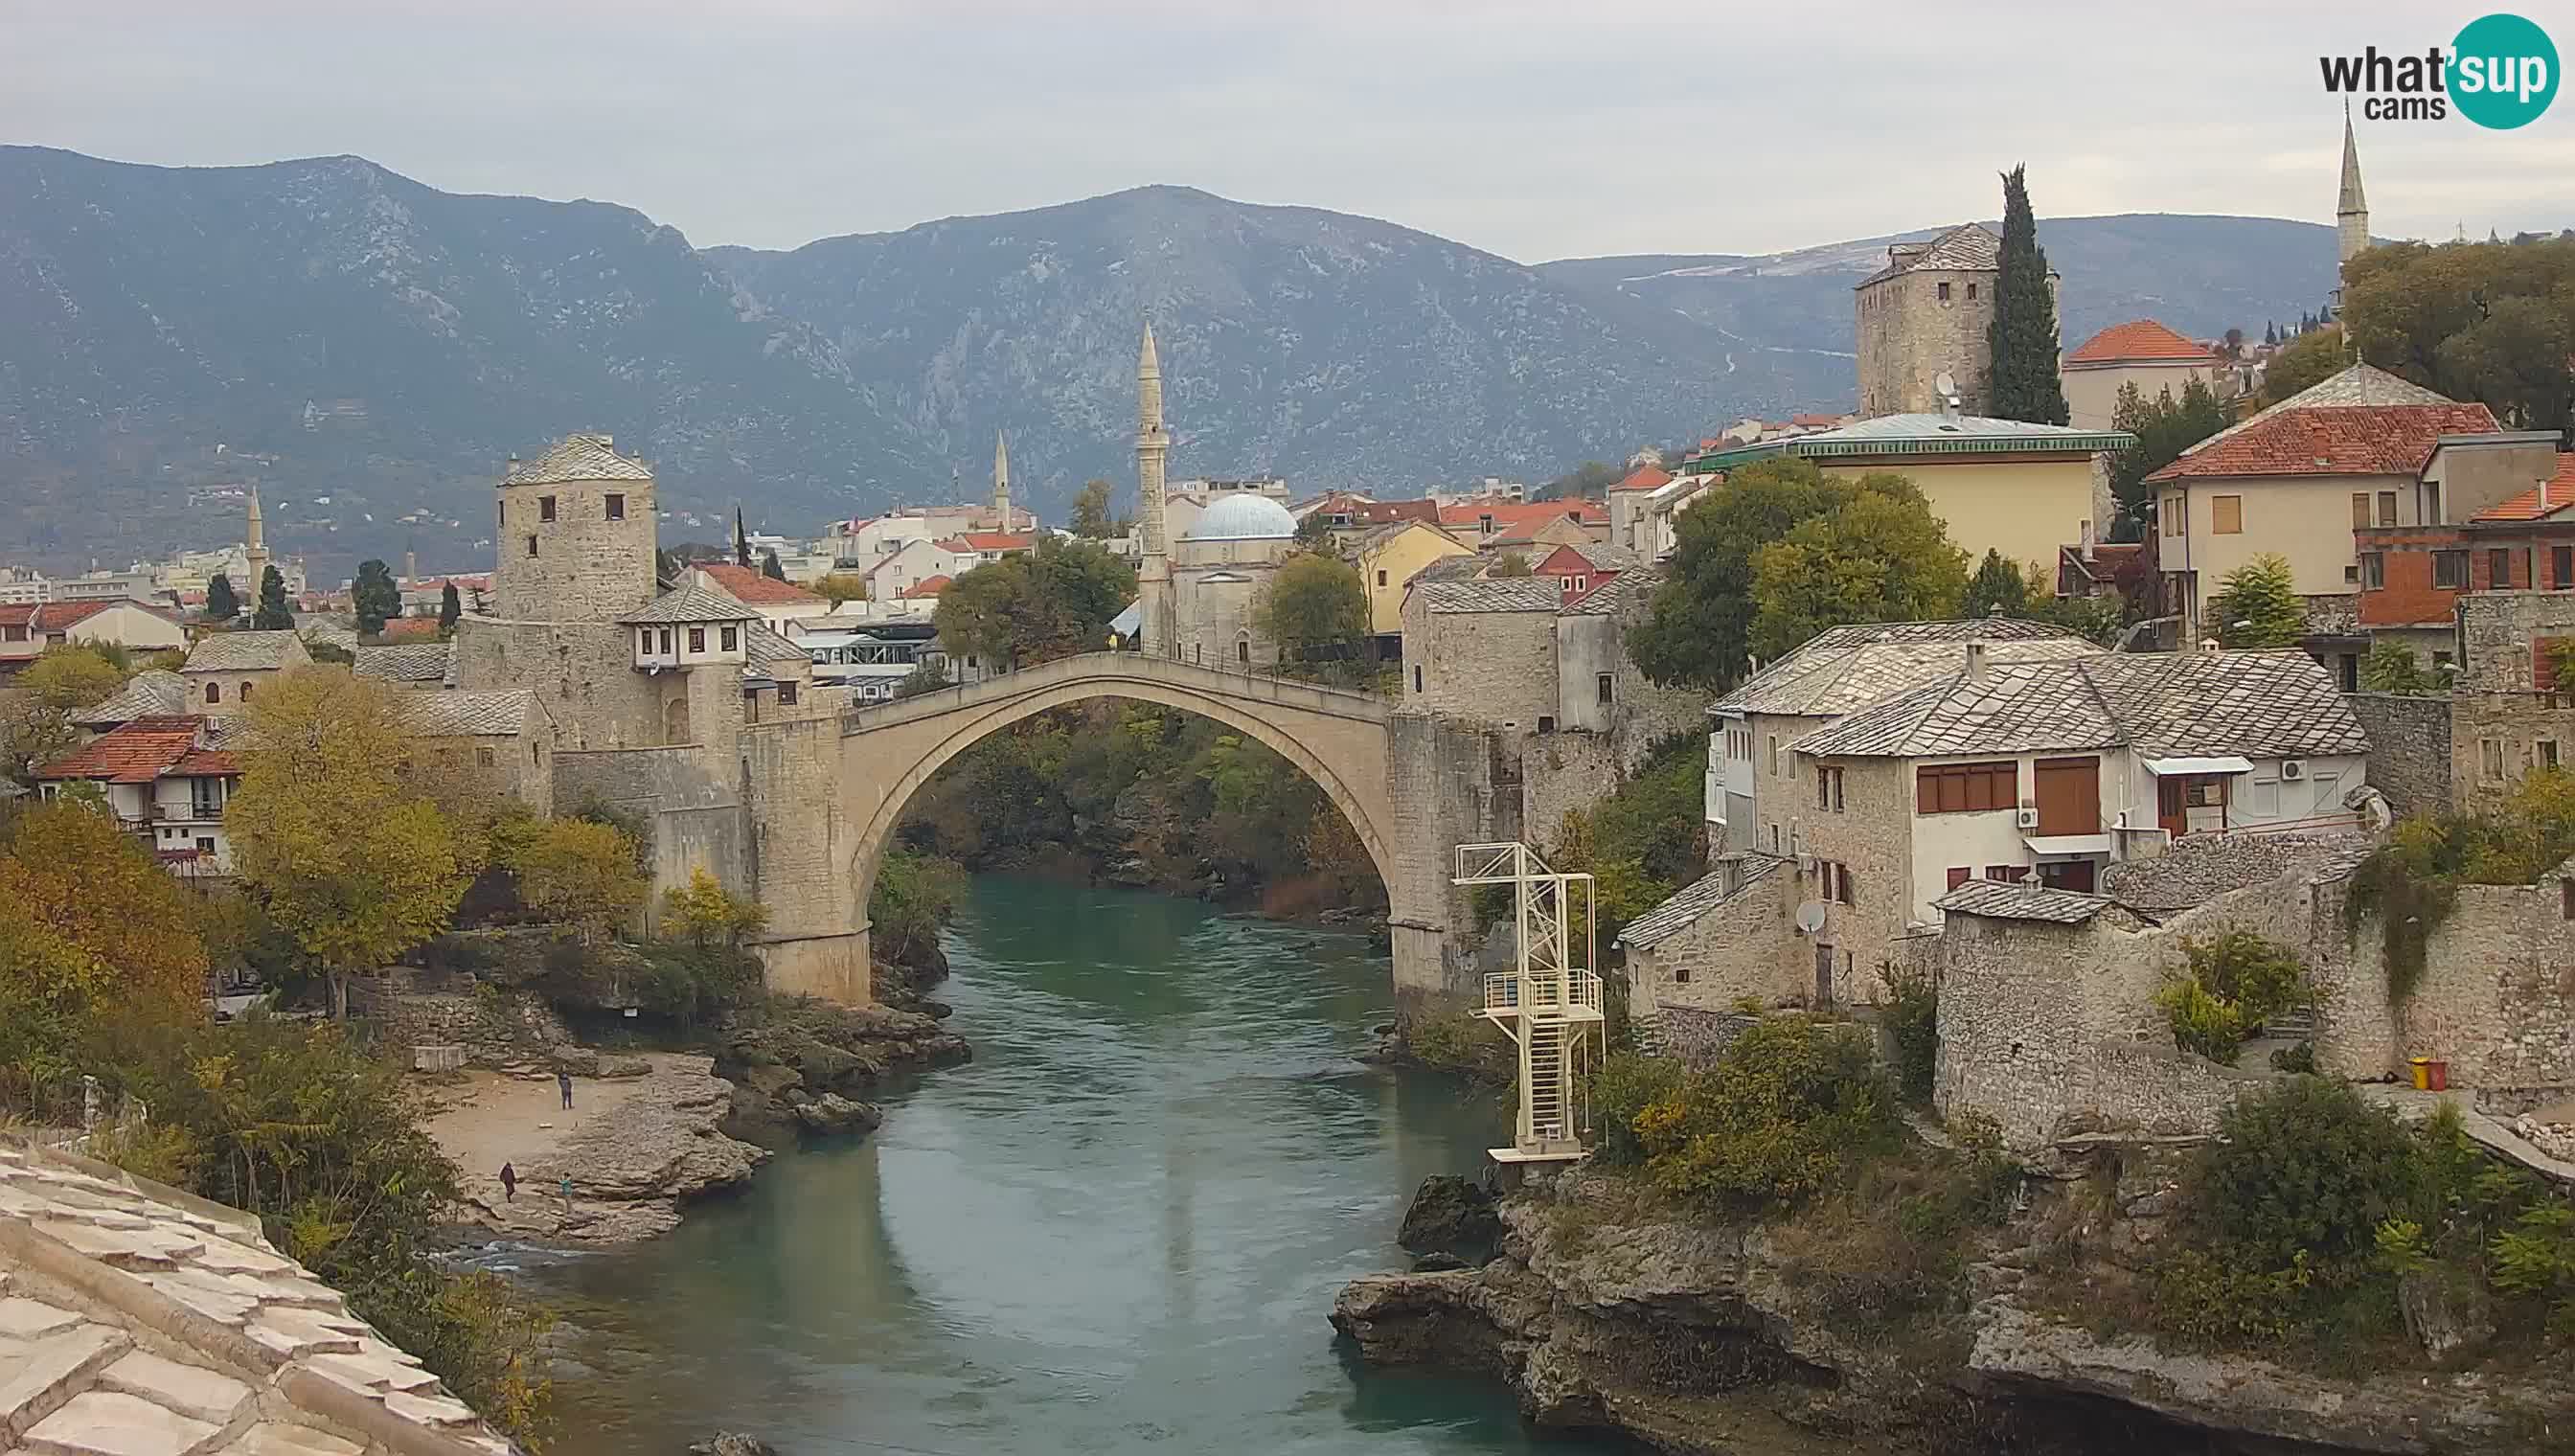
xmin=558 ymin=1068 xmax=574 ymax=1110
xmin=558 ymin=1172 xmax=575 ymax=1230
xmin=499 ymin=1161 xmax=517 ymax=1202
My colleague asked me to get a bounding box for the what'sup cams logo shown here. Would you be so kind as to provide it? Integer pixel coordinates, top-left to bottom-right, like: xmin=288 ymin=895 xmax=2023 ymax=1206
xmin=2320 ymin=12 xmax=2558 ymax=127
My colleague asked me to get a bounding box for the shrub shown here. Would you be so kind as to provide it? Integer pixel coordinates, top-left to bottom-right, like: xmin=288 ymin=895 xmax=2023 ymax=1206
xmin=2193 ymin=1078 xmax=2424 ymax=1269
xmin=870 ymin=852 xmax=967 ymax=967
xmin=2158 ymin=930 xmax=2306 ymax=1063
xmin=1631 ymin=1016 xmax=1901 ymax=1215
xmin=660 ymin=868 xmax=770 ymax=950
xmin=1881 ymin=966 xmax=1939 ymax=1103
xmin=2157 ymin=977 xmax=2246 ymax=1063
xmin=1591 ymin=1052 xmax=1684 ymax=1167
xmin=506 ymin=819 xmax=648 ymax=944
xmin=2150 ymin=1248 xmax=2310 ymax=1347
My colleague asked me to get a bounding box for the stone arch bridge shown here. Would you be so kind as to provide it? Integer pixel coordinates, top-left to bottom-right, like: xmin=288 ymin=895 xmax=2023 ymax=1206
xmin=745 ymin=653 xmax=1499 ymax=1016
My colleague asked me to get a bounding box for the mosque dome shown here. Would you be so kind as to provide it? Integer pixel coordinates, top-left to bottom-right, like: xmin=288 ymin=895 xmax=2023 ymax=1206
xmin=1182 ymin=493 xmax=1297 ymax=542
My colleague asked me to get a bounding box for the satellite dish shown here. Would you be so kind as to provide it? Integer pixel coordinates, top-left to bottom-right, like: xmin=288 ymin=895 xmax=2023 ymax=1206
xmin=1933 ymin=369 xmax=1958 ymax=399
xmin=1794 ymin=902 xmax=1828 ymax=935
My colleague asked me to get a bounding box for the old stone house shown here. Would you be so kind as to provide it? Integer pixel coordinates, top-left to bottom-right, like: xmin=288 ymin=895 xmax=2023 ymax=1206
xmin=33 ymin=714 xmax=242 ymax=876
xmin=403 ymin=688 xmax=558 ymax=819
xmin=1852 ymin=222 xmax=2035 ymax=419
xmin=178 ymin=629 xmax=312 ymax=715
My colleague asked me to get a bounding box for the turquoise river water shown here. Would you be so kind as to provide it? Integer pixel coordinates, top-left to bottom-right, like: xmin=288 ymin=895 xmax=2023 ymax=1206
xmin=532 ymin=876 xmax=1624 ymax=1455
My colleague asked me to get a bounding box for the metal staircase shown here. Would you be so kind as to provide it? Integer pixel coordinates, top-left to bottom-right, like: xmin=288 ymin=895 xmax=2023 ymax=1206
xmin=1454 ymin=842 xmax=1606 ymax=1163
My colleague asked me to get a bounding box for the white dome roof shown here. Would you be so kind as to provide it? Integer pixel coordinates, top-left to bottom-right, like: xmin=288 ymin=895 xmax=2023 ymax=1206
xmin=1183 ymin=493 xmax=1297 ymax=541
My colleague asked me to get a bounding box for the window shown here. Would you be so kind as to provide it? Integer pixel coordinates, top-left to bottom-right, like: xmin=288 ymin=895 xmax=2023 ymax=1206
xmin=475 ymin=746 xmax=496 ymax=768
xmin=2362 ymin=552 xmax=2386 ymax=589
xmin=605 ymin=493 xmax=625 ymax=521
xmin=1770 ymin=824 xmax=1781 ymax=853
xmin=1767 ymin=737 xmax=1780 ymax=775
xmin=2425 ymin=482 xmax=2443 ymax=524
xmin=195 ymin=837 xmax=215 ymax=854
xmin=2432 ymin=649 xmax=2455 ymax=678
xmin=2541 ymin=740 xmax=2563 ymax=771
xmin=1376 ymin=569 xmax=1388 ymax=587
xmin=2163 ymin=495 xmax=2185 ymax=536
xmin=1413 ymin=665 xmax=1423 ymax=693
xmin=1596 ymin=671 xmax=1614 ymax=706
xmin=2183 ymin=779 xmax=2225 ymax=808
xmin=2490 ymin=548 xmax=2513 ymax=589
xmin=1537 ymin=716 xmax=1556 ymax=734
xmin=2352 ymin=492 xmax=2373 ymax=530
xmin=2378 ymin=490 xmax=2398 ymax=527
xmin=532 ymin=742 xmax=541 ymax=764
xmin=239 ymin=682 xmax=253 ymax=701
xmin=2211 ymin=495 xmax=2243 ymax=535
xmin=1478 ymin=514 xmax=1494 ymax=535
xmin=2556 ymin=546 xmax=2574 ymax=589
xmin=689 ymin=626 xmax=706 ymax=653
xmin=539 ymin=495 xmax=558 ymax=523
xmin=1236 ymin=639 xmax=1250 ymax=664
xmin=2481 ymin=738 xmax=2506 ymax=784
xmin=497 ymin=502 xmax=505 ymax=526
xmin=779 ymin=682 xmax=799 ymax=706
xmin=659 ymin=628 xmax=674 ymax=654
xmin=1675 ymin=963 xmax=1692 ymax=984
xmin=1946 ymin=866 xmax=1971 ymax=891
xmin=1967 ymin=283 xmax=1978 ymax=301
xmin=1815 ymin=765 xmax=1844 ymax=812
xmin=1915 ymin=761 xmax=2017 ymax=813
xmin=2346 ymin=564 xmax=2361 ymax=583
xmin=526 ymin=534 xmax=538 ymax=557
xmin=2433 ymin=551 xmax=2468 ymax=589
xmin=638 ymin=629 xmax=652 ymax=655
xmin=205 ymin=682 xmax=220 ymax=704
xmin=1985 ymin=864 xmax=2020 ymax=883
xmin=1937 ymin=281 xmax=1952 ymax=302
xmin=720 ymin=626 xmax=739 ymax=651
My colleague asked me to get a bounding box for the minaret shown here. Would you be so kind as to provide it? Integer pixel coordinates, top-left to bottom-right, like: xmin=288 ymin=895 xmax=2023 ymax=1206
xmin=243 ymin=486 xmax=271 ymax=598
xmin=1135 ymin=319 xmax=1174 ymax=657
xmin=991 ymin=430 xmax=1012 ymax=530
xmin=2336 ymin=104 xmax=2370 ymax=273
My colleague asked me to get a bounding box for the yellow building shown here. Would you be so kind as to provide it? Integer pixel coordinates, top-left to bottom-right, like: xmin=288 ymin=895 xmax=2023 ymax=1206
xmin=1352 ymin=520 xmax=1472 ymax=636
xmin=1682 ymin=413 xmax=2131 ymax=581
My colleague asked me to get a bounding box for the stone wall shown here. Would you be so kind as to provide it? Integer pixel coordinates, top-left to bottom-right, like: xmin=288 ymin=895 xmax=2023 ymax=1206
xmin=2344 ymin=878 xmax=2575 ymax=1089
xmin=2343 ymin=692 xmax=2452 ymax=816
xmin=491 ymin=475 xmax=658 ymax=622
xmin=454 ymin=616 xmax=662 ymax=750
xmin=552 ymin=743 xmax=747 ymax=931
xmin=352 ymin=975 xmax=572 ymax=1068
xmin=742 ymin=714 xmax=868 ymax=1004
xmin=2458 ymin=590 xmax=2575 ymax=689
xmin=1386 ymin=711 xmax=1517 ymax=1013
xmin=1401 ymin=592 xmax=1558 ymax=726
xmin=1629 ymin=866 xmax=1802 ymax=1013
xmin=1855 ymin=265 xmax=2007 ymax=418
xmin=1796 ymin=755 xmax=1918 ymax=1004
xmin=2450 ymin=690 xmax=2575 ymax=805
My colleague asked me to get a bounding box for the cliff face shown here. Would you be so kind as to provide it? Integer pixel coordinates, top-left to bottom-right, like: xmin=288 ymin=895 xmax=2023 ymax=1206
xmin=1333 ymin=1165 xmax=2571 ymax=1455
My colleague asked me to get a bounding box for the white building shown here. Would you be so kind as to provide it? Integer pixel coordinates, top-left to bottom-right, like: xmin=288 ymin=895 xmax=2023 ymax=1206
xmin=34 ymin=715 xmax=243 ymax=876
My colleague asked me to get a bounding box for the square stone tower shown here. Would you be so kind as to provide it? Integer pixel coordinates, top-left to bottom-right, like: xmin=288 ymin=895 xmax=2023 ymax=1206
xmin=1854 ymin=223 xmax=2019 ymax=418
xmin=491 ymin=433 xmax=659 ymax=622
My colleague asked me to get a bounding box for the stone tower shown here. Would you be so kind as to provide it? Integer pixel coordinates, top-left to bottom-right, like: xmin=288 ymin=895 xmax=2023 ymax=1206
xmin=1135 ymin=320 xmax=1175 ymax=656
xmin=490 ymin=432 xmax=659 ymax=622
xmin=243 ymin=486 xmax=269 ymax=596
xmin=991 ymin=430 xmax=1011 ymax=528
xmin=2336 ymin=105 xmax=2371 ymax=273
xmin=1851 ymin=223 xmax=2010 ymax=418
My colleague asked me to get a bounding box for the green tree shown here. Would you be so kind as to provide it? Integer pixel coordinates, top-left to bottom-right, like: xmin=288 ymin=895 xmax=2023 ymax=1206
xmin=1254 ymin=553 xmax=1369 ymax=678
xmin=2109 ymin=376 xmax=2231 ymax=539
xmin=2205 ymin=553 xmax=2306 ymax=648
xmin=1629 ymin=457 xmax=1857 ymax=690
xmin=2342 ymin=237 xmax=2575 ymax=432
xmin=1987 ymin=165 xmax=2069 ymax=425
xmin=438 ymin=581 xmax=462 ymax=633
xmin=3 ymin=647 xmax=134 ymax=785
xmin=204 ymin=572 xmax=239 ymax=622
xmin=1069 ymin=478 xmax=1119 ymax=538
xmin=2259 ymin=325 xmax=2346 ymax=405
xmin=1960 ymin=548 xmax=2030 ymax=619
xmin=2359 ymin=641 xmax=2437 ymax=694
xmin=870 ymin=851 xmax=967 ymax=968
xmin=1538 ymin=461 xmax=1623 ymax=501
xmin=1292 ymin=510 xmax=1336 ymax=549
xmin=1745 ymin=477 xmax=1970 ymax=660
xmin=934 ymin=536 xmax=1137 ymax=669
xmin=226 ymin=669 xmax=469 ymax=1017
xmin=300 ymin=633 xmax=354 ymax=667
xmin=894 ymin=660 xmax=952 ymax=698
xmin=1490 ymin=551 xmax=1534 ymax=578
xmin=761 ymin=549 xmax=787 ymax=582
xmin=251 ymin=564 xmax=292 ymax=630
xmin=353 ymin=558 xmax=400 ymax=636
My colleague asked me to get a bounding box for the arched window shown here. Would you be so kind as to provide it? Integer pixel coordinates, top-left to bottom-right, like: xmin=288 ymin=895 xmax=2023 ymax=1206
xmin=239 ymin=681 xmax=255 ymax=701
xmin=1236 ymin=637 xmax=1250 ymax=664
xmin=205 ymin=682 xmax=220 ymax=704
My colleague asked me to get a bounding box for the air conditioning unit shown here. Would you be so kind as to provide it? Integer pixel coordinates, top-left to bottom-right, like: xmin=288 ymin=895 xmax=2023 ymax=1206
xmin=1796 ymin=853 xmax=1816 ymax=876
xmin=2281 ymin=759 xmax=2307 ymax=781
xmin=2015 ymin=807 xmax=2039 ymax=829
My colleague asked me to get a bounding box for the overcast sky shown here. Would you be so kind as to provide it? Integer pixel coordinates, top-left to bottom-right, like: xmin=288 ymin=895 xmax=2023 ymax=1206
xmin=7 ymin=1 xmax=2571 ymax=262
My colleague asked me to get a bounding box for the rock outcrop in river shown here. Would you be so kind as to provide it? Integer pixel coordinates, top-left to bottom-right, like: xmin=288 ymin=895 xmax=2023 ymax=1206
xmin=455 ymin=1055 xmax=767 ymax=1243
xmin=1334 ymin=1165 xmax=2575 ymax=1455
xmin=712 ymin=994 xmax=970 ymax=1142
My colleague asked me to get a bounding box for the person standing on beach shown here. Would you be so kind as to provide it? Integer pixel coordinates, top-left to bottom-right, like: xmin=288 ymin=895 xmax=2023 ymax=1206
xmin=557 ymin=1068 xmax=574 ymax=1110
xmin=498 ymin=1161 xmax=517 ymax=1202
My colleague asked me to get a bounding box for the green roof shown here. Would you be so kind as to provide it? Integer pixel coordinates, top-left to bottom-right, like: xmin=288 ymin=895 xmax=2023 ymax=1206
xmin=1684 ymin=413 xmax=2134 ymax=473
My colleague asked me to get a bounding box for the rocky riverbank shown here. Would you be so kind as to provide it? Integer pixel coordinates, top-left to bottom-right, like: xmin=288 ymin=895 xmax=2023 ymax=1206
xmin=1333 ymin=1165 xmax=2575 ymax=1455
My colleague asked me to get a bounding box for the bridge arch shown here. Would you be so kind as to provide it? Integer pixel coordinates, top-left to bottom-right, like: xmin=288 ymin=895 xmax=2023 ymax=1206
xmin=832 ymin=654 xmax=1414 ymax=1002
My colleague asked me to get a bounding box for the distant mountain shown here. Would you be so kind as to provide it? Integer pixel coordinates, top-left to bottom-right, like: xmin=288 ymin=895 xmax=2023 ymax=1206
xmin=0 ymin=148 xmax=2342 ymax=575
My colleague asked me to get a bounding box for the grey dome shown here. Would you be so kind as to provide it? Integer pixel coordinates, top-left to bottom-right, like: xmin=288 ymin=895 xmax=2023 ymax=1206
xmin=1183 ymin=493 xmax=1296 ymax=542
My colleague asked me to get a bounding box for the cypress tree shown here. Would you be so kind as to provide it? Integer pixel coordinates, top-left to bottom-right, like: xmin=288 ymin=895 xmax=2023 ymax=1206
xmin=353 ymin=558 xmax=400 ymax=635
xmin=251 ymin=565 xmax=293 ymax=630
xmin=1985 ymin=165 xmax=2069 ymax=425
xmin=734 ymin=506 xmax=752 ymax=568
xmin=761 ymin=549 xmax=787 ymax=582
xmin=439 ymin=581 xmax=462 ymax=632
xmin=205 ymin=572 xmax=239 ymax=622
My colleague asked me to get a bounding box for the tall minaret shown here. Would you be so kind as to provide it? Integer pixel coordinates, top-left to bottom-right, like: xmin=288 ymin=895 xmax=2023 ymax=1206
xmin=991 ymin=430 xmax=1012 ymax=530
xmin=2336 ymin=104 xmax=2370 ymax=274
xmin=1135 ymin=318 xmax=1174 ymax=657
xmin=243 ymin=486 xmax=271 ymax=597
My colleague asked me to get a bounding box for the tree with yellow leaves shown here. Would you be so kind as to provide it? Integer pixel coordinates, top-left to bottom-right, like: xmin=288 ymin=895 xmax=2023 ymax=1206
xmin=226 ymin=668 xmax=469 ymax=1018
xmin=508 ymin=819 xmax=647 ymax=944
xmin=0 ymin=801 xmax=209 ymax=1090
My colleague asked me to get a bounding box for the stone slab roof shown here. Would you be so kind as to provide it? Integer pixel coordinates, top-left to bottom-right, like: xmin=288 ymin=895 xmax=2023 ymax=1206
xmin=618 ymin=586 xmax=759 ymax=626
xmin=1857 ymin=223 xmax=2001 ymax=286
xmin=741 ymin=621 xmax=810 ymax=666
xmin=352 ymin=643 xmax=454 ymax=685
xmin=1716 ymin=619 xmax=2089 ymax=718
xmin=1421 ymin=579 xmax=1564 ymax=614
xmin=1933 ymin=879 xmax=2112 ymax=923
xmin=1617 ymin=854 xmax=1784 ymax=949
xmin=403 ymin=690 xmax=533 ymax=739
xmin=500 ymin=433 xmax=651 ymax=487
xmin=1796 ymin=648 xmax=2368 ymax=761
xmin=71 ymin=671 xmax=187 ymax=728
xmin=1563 ymin=566 xmax=1661 ymax=616
xmin=182 ymin=631 xmax=308 ymax=673
xmin=0 ymin=1136 xmax=508 ymax=1456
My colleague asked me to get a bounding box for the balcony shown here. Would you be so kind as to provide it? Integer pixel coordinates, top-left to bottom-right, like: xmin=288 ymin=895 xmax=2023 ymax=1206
xmin=1482 ymin=970 xmax=1606 ymax=1021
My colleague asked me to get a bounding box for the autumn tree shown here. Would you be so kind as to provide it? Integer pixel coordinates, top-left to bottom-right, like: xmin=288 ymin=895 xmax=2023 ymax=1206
xmin=1253 ymin=553 xmax=1370 ymax=678
xmin=1987 ymin=165 xmax=2070 ymax=425
xmin=1069 ymin=479 xmax=1120 ymax=538
xmin=205 ymin=573 xmax=239 ymax=622
xmin=2342 ymin=236 xmax=2575 ymax=433
xmin=814 ymin=573 xmax=870 ymax=605
xmin=226 ymin=668 xmax=469 ymax=1017
xmin=1960 ymin=548 xmax=2031 ymax=619
xmin=3 ymin=647 xmax=133 ymax=785
xmin=353 ymin=559 xmax=401 ymax=636
xmin=2205 ymin=554 xmax=2306 ymax=648
xmin=1746 ymin=479 xmax=1969 ymax=659
xmin=507 ymin=819 xmax=646 ymax=944
xmin=0 ymin=802 xmax=211 ymax=1084
xmin=660 ymin=868 xmax=769 ymax=950
xmin=251 ymin=565 xmax=293 ymax=630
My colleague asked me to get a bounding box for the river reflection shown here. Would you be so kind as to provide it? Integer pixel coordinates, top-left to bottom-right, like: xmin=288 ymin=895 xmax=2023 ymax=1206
xmin=536 ymin=876 xmax=1618 ymax=1454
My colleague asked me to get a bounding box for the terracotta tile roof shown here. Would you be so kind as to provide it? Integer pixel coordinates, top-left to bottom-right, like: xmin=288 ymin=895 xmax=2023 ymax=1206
xmin=2172 ymin=362 xmax=2456 ymax=464
xmin=501 ymin=432 xmax=652 ymax=486
xmin=376 ymin=616 xmax=444 ymax=642
xmin=169 ymin=747 xmax=241 ymax=777
xmin=2144 ymin=402 xmax=2500 ymax=483
xmin=2066 ymin=319 xmax=2214 ymax=366
xmin=1789 ymin=413 xmax=1849 ymax=428
xmin=2469 ymin=455 xmax=2575 ymax=522
xmin=34 ymin=716 xmax=207 ymax=784
xmin=1436 ymin=500 xmax=1603 ymax=533
xmin=1351 ymin=498 xmax=1441 ymax=524
xmin=955 ymin=532 xmax=1036 ymax=553
xmin=696 ymin=561 xmax=824 ymax=605
xmin=1610 ymin=465 xmax=1674 ymax=493
xmin=899 ymin=575 xmax=952 ymax=600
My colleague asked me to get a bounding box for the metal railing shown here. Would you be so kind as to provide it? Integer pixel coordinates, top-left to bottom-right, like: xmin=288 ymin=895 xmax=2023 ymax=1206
xmin=1483 ymin=969 xmax=1604 ymax=1016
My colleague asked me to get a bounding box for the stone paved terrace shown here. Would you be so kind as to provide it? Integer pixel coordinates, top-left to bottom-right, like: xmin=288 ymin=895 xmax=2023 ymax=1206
xmin=0 ymin=1136 xmax=512 ymax=1456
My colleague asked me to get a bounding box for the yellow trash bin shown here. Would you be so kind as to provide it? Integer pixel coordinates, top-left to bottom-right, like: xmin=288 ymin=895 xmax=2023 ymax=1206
xmin=2408 ymin=1057 xmax=2432 ymax=1091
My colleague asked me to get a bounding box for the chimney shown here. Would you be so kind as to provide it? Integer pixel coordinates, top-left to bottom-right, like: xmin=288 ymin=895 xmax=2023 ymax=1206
xmin=2199 ymin=637 xmax=2222 ymax=654
xmin=1966 ymin=641 xmax=1989 ymax=680
xmin=2080 ymin=519 xmax=2096 ymax=562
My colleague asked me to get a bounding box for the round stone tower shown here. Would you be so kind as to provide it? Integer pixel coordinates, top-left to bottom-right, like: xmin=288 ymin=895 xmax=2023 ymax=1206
xmin=490 ymin=433 xmax=659 ymax=622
